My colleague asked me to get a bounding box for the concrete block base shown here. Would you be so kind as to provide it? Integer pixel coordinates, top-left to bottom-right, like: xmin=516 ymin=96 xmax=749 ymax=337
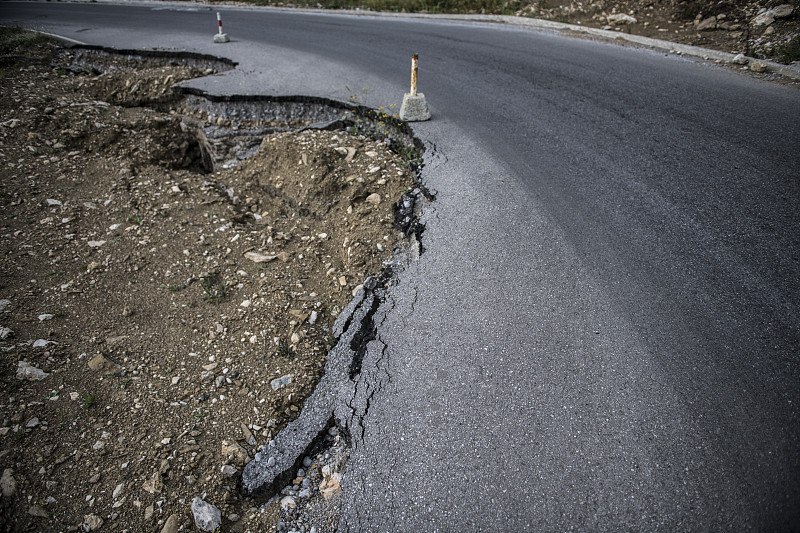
xmin=213 ymin=33 xmax=230 ymax=43
xmin=399 ymin=93 xmax=431 ymax=122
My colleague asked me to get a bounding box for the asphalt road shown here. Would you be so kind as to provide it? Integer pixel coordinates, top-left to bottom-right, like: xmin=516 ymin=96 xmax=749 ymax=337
xmin=3 ymin=3 xmax=799 ymax=530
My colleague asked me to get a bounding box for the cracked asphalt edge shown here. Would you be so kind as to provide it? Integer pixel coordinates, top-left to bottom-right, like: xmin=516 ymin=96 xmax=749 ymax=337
xmin=240 ymin=146 xmax=433 ymax=503
xmin=240 ymin=286 xmax=375 ymax=497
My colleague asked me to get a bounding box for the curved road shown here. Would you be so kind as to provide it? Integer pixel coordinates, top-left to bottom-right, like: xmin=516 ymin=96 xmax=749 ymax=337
xmin=2 ymin=3 xmax=799 ymax=530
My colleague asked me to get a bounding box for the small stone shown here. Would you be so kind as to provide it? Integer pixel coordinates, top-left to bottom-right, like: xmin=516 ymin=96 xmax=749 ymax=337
xmin=221 ymin=441 xmax=249 ymax=466
xmin=0 ymin=327 xmax=12 ymax=340
xmin=32 ymin=339 xmax=57 ymax=348
xmin=145 ymin=504 xmax=155 ymax=520
xmin=750 ymin=61 xmax=768 ymax=73
xmin=37 ymin=314 xmax=54 ymax=321
xmin=0 ymin=300 xmax=10 ymax=312
xmin=112 ymin=483 xmax=125 ymax=498
xmin=338 ymin=276 xmax=347 ymax=286
xmin=191 ymin=497 xmax=222 ymax=532
xmin=1 ymin=469 xmax=16 ymax=498
xmin=28 ymin=505 xmax=49 ymax=518
xmin=751 ymin=12 xmax=775 ymax=26
xmin=16 ymin=361 xmax=49 ymax=381
xmin=161 ymin=514 xmax=182 ymax=533
xmin=244 ymin=251 xmax=276 ymax=263
xmin=607 ymin=13 xmax=637 ymax=25
xmin=697 ymin=16 xmax=717 ymax=30
xmin=732 ymin=54 xmax=748 ymax=65
xmin=319 ymin=472 xmax=342 ymax=500
xmin=83 ymin=514 xmax=103 ymax=530
xmin=46 ymin=199 xmax=62 ymax=206
xmin=365 ymin=193 xmax=382 ymax=205
xmin=241 ymin=422 xmax=255 ymax=446
xmin=271 ymin=374 xmax=293 ymax=390
xmin=26 ymin=417 xmax=40 ymax=428
xmin=290 ymin=332 xmax=300 ymax=344
xmin=279 ymin=496 xmax=297 ymax=510
xmin=309 ymin=311 xmax=318 ymax=325
xmin=87 ymin=240 xmax=106 ymax=248
xmin=88 ymin=353 xmax=122 ymax=374
xmin=221 ymin=465 xmax=238 ymax=477
xmin=772 ymin=4 xmax=794 ymax=18
xmin=142 ymin=472 xmax=163 ymax=494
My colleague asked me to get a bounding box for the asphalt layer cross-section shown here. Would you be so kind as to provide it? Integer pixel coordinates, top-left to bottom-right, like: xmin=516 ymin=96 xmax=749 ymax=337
xmin=2 ymin=3 xmax=799 ymax=530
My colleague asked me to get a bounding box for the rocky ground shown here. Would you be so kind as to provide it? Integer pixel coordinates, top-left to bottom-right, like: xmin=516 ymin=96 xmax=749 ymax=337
xmin=228 ymin=0 xmax=799 ymax=63
xmin=0 ymin=29 xmax=417 ymax=532
xmin=515 ymin=0 xmax=799 ymax=63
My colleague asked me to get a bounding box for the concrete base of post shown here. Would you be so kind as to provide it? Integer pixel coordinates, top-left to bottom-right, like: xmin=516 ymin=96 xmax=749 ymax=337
xmin=213 ymin=33 xmax=230 ymax=43
xmin=399 ymin=93 xmax=431 ymax=122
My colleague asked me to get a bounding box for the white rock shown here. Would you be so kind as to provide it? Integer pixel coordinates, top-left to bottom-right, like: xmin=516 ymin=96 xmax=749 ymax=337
xmin=280 ymin=496 xmax=297 ymax=510
xmin=220 ymin=465 xmax=237 ymax=477
xmin=112 ymin=483 xmax=125 ymax=498
xmin=38 ymin=314 xmax=54 ymax=321
xmin=270 ymin=374 xmax=293 ymax=390
xmin=0 ymin=327 xmax=13 ymax=340
xmin=26 ymin=417 xmax=39 ymax=428
xmin=32 ymin=339 xmax=57 ymax=348
xmin=0 ymin=299 xmax=10 ymax=312
xmin=191 ymin=497 xmax=221 ymax=532
xmin=16 ymin=361 xmax=49 ymax=380
xmin=772 ymin=4 xmax=794 ymax=18
xmin=46 ymin=199 xmax=62 ymax=206
xmin=607 ymin=13 xmax=637 ymax=25
xmin=244 ymin=251 xmax=276 ymax=263
xmin=365 ymin=193 xmax=382 ymax=205
xmin=309 ymin=311 xmax=318 ymax=325
xmin=87 ymin=240 xmax=106 ymax=248
xmin=1 ymin=469 xmax=16 ymax=498
xmin=732 ymin=54 xmax=749 ymax=65
xmin=84 ymin=514 xmax=104 ymax=531
xmin=752 ymin=12 xmax=775 ymax=26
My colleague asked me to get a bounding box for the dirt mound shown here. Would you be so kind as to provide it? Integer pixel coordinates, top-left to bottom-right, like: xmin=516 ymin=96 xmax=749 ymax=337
xmin=516 ymin=0 xmax=800 ymax=63
xmin=0 ymin=33 xmax=416 ymax=533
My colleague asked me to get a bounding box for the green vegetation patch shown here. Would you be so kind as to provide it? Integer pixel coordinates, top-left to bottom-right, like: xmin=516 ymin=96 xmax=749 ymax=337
xmin=0 ymin=27 xmax=58 ymax=54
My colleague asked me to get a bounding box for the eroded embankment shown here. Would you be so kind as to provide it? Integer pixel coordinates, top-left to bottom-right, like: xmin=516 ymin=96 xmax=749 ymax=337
xmin=0 ymin=37 xmax=430 ymax=533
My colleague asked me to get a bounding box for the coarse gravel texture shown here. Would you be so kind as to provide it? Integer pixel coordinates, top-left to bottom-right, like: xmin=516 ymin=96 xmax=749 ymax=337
xmin=0 ymin=31 xmax=416 ymax=532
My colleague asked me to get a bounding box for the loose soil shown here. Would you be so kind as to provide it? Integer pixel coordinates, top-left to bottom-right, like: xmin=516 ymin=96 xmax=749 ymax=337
xmin=515 ymin=0 xmax=800 ymax=64
xmin=0 ymin=31 xmax=415 ymax=532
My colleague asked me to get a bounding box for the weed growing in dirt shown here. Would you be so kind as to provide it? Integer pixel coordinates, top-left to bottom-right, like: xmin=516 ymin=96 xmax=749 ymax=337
xmin=83 ymin=393 xmax=97 ymax=411
xmin=0 ymin=27 xmax=57 ymax=54
xmin=276 ymin=338 xmax=292 ymax=357
xmin=776 ymin=35 xmax=800 ymax=64
xmin=202 ymin=272 xmax=227 ymax=303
